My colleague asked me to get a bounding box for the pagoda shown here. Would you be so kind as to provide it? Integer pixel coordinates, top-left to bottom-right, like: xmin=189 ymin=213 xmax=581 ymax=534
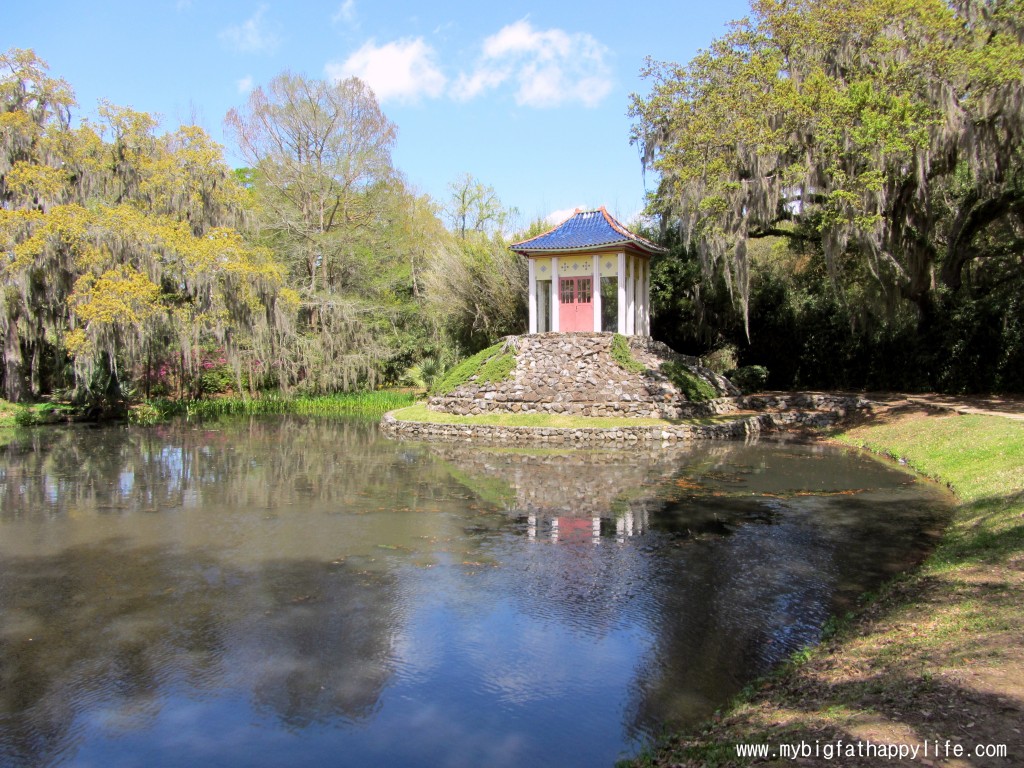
xmin=510 ymin=207 xmax=666 ymax=335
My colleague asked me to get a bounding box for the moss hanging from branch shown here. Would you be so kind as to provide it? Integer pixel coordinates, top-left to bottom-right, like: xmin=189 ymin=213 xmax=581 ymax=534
xmin=631 ymin=0 xmax=1024 ymax=330
xmin=0 ymin=48 xmax=295 ymax=403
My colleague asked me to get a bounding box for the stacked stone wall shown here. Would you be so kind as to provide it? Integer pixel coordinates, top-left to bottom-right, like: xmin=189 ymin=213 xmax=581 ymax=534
xmin=429 ymin=332 xmax=736 ymax=418
xmin=381 ymin=409 xmax=847 ymax=445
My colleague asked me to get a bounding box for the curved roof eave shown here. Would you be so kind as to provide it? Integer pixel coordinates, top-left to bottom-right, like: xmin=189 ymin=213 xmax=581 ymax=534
xmin=510 ymin=206 xmax=667 ymax=255
xmin=513 ymin=241 xmax=662 ymax=256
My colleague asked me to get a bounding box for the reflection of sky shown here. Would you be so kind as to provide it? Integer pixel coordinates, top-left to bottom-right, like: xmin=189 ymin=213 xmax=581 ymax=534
xmin=63 ymin=565 xmax=654 ymax=768
xmin=46 ymin=475 xmax=60 ymax=504
xmin=0 ymin=422 xmax=953 ymax=768
xmin=118 ymin=471 xmax=134 ymax=497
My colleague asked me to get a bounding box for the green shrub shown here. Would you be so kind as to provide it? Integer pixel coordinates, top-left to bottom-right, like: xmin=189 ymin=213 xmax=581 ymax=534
xmin=199 ymin=363 xmax=236 ymax=395
xmin=660 ymin=361 xmax=718 ymax=402
xmin=702 ymin=344 xmax=738 ymax=375
xmin=729 ymin=365 xmax=770 ymax=394
xmin=430 ymin=342 xmax=516 ymax=395
xmin=14 ymin=403 xmax=77 ymax=426
xmin=610 ymin=334 xmax=647 ymax=373
xmin=14 ymin=408 xmax=38 ymax=427
xmin=128 ymin=402 xmax=163 ymax=426
xmin=401 ymin=355 xmax=447 ymax=390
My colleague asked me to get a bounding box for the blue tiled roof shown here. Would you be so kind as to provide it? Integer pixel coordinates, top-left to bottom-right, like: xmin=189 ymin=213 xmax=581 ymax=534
xmin=511 ymin=207 xmax=666 ymax=254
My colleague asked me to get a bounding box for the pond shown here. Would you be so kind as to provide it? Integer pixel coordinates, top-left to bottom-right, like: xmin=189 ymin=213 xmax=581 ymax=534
xmin=0 ymin=417 xmax=953 ymax=767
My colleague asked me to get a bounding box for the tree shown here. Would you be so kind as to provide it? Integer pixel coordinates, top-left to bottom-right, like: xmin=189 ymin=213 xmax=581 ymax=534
xmin=421 ymin=178 xmax=526 ymax=353
xmin=224 ymin=73 xmax=437 ymax=392
xmin=0 ymin=48 xmax=294 ymax=404
xmin=630 ymin=0 xmax=1024 ymax=332
xmin=444 ymin=173 xmax=516 ymax=239
xmin=423 ymin=233 xmax=527 ymax=352
xmin=225 ymin=72 xmax=397 ymax=295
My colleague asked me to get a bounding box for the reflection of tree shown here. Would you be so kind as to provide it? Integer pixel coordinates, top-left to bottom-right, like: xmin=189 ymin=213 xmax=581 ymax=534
xmin=0 ymin=543 xmax=400 ymax=767
xmin=626 ymin=483 xmax=952 ymax=740
xmin=424 ymin=439 xmax=951 ymax=743
xmin=0 ymin=419 xmax=444 ymax=766
xmin=0 ymin=418 xmax=462 ymax=524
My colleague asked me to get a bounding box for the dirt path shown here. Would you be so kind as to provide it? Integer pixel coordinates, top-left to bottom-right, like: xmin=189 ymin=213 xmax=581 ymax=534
xmin=868 ymin=393 xmax=1024 ymax=421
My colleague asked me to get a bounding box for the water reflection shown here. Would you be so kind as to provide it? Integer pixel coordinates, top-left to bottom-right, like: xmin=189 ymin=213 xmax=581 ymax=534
xmin=419 ymin=440 xmax=951 ymax=737
xmin=0 ymin=421 xmax=953 ymax=767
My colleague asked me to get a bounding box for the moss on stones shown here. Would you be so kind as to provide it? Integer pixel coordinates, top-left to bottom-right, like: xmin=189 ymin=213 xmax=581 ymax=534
xmin=610 ymin=333 xmax=647 ymax=373
xmin=431 ymin=342 xmax=516 ymax=396
xmin=660 ymin=361 xmax=718 ymax=402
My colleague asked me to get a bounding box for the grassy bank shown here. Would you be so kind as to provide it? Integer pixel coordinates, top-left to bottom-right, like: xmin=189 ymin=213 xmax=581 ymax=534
xmin=0 ymin=399 xmax=18 ymax=428
xmin=133 ymin=390 xmax=418 ymax=423
xmin=0 ymin=391 xmax=418 ymax=427
xmin=629 ymin=409 xmax=1024 ymax=767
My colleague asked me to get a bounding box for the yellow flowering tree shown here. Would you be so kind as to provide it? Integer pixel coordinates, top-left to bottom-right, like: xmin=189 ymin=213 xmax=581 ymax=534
xmin=0 ymin=48 xmax=296 ymax=403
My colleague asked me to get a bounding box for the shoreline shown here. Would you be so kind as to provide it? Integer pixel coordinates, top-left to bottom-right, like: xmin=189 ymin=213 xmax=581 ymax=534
xmin=624 ymin=406 xmax=1024 ymax=767
xmin=380 ymin=393 xmax=871 ymax=444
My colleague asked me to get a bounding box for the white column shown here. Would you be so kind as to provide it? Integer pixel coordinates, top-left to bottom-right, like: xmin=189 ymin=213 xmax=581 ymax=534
xmin=528 ymin=258 xmax=538 ymax=334
xmin=616 ymin=252 xmax=626 ymax=334
xmin=644 ymin=259 xmax=651 ymax=334
xmin=636 ymin=259 xmax=644 ymax=335
xmin=626 ymin=255 xmax=636 ymax=336
xmin=550 ymin=256 xmax=560 ymax=333
xmin=592 ymin=255 xmax=601 ymax=332
xmin=640 ymin=259 xmax=649 ymax=335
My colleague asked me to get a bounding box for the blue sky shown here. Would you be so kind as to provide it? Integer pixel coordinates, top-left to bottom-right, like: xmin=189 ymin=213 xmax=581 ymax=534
xmin=5 ymin=0 xmax=752 ymax=227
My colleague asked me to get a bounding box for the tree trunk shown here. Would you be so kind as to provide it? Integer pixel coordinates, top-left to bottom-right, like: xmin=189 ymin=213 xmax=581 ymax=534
xmin=4 ymin=318 xmax=26 ymax=403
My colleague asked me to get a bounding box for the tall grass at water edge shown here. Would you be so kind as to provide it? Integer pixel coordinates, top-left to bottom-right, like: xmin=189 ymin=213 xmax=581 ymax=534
xmin=133 ymin=390 xmax=417 ymax=424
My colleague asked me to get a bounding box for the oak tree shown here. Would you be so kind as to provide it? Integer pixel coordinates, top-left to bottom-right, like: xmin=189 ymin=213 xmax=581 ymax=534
xmin=630 ymin=0 xmax=1024 ymax=331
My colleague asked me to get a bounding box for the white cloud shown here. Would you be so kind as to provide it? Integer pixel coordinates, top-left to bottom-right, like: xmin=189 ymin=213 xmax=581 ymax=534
xmin=546 ymin=207 xmax=583 ymax=225
xmin=331 ymin=0 xmax=356 ymax=26
xmin=219 ymin=4 xmax=280 ymax=54
xmin=326 ymin=38 xmax=446 ymax=104
xmin=237 ymin=75 xmax=254 ymax=94
xmin=454 ymin=19 xmax=613 ymax=108
xmin=451 ymin=67 xmax=509 ymax=101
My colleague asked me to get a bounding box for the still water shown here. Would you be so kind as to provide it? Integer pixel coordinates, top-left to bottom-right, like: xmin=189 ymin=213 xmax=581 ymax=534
xmin=0 ymin=417 xmax=952 ymax=767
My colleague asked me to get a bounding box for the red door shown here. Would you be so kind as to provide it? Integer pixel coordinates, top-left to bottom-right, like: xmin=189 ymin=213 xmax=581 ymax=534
xmin=558 ymin=277 xmax=593 ymax=332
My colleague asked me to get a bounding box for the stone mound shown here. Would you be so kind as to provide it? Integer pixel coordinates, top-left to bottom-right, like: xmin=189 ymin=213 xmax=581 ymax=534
xmin=428 ymin=332 xmax=738 ymax=419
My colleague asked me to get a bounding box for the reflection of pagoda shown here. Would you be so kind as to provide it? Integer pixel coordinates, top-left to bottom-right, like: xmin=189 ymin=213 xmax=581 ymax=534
xmin=526 ymin=509 xmax=648 ymax=544
xmin=425 ymin=439 xmax=790 ymax=547
xmin=425 ymin=443 xmax=702 ymax=544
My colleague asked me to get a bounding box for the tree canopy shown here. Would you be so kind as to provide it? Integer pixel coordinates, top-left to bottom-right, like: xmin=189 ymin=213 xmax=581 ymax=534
xmin=225 ymin=73 xmax=397 ymax=296
xmin=0 ymin=48 xmax=294 ymax=404
xmin=631 ymin=0 xmax=1024 ymax=332
xmin=0 ymin=50 xmax=535 ymax=405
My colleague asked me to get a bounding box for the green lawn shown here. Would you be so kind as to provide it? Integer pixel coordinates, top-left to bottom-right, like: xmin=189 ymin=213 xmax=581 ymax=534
xmin=0 ymin=399 xmax=17 ymax=428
